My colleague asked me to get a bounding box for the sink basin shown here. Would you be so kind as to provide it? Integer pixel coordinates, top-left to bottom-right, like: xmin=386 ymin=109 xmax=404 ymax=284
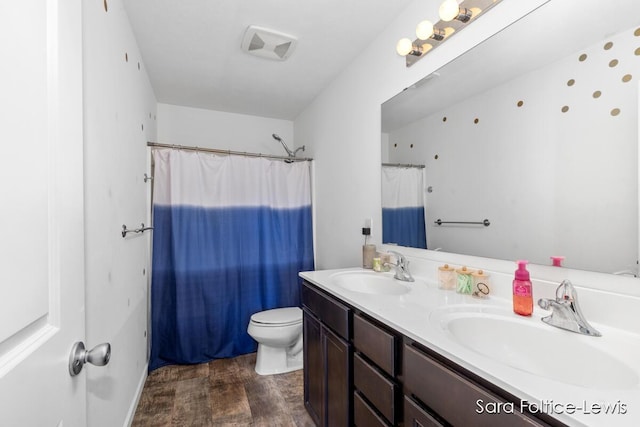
xmin=430 ymin=306 xmax=639 ymax=389
xmin=331 ymin=271 xmax=411 ymax=295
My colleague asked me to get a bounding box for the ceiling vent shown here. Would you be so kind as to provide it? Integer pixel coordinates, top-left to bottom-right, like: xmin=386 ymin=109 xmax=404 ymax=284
xmin=241 ymin=25 xmax=297 ymax=61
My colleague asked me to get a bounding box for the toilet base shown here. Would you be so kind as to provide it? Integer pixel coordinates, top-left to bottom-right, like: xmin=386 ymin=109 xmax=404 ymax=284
xmin=254 ymin=343 xmax=303 ymax=375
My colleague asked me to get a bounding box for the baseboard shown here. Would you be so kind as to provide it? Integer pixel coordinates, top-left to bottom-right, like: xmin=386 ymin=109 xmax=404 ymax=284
xmin=124 ymin=363 xmax=148 ymax=427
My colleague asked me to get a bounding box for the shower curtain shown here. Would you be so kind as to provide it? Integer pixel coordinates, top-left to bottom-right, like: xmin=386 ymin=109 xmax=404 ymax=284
xmin=382 ymin=166 xmax=427 ymax=249
xmin=149 ymin=149 xmax=314 ymax=371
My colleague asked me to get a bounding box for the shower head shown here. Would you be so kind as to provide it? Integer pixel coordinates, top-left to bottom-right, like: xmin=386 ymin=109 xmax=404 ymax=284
xmin=272 ymin=133 xmax=295 ymax=157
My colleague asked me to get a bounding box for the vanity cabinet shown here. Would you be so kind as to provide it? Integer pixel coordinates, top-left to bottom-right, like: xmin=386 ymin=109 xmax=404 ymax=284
xmin=302 ymin=280 xmax=564 ymax=427
xmin=302 ymin=283 xmax=352 ymax=427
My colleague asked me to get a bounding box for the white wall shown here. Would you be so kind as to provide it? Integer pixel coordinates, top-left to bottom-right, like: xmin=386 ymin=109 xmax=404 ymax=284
xmin=158 ymin=103 xmax=295 ymax=155
xmin=295 ymin=0 xmax=549 ymax=269
xmin=83 ymin=0 xmax=157 ymax=425
xmin=388 ymin=25 xmax=639 ymax=273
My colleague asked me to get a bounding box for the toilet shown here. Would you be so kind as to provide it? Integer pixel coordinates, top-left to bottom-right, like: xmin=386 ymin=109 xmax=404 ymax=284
xmin=247 ymin=307 xmax=303 ymax=375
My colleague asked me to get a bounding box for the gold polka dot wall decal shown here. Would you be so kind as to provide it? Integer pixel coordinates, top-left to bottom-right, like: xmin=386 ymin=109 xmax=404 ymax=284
xmin=104 ymin=0 xmax=108 ymax=12
xmin=622 ymin=74 xmax=633 ymax=83
xmin=125 ymin=52 xmax=128 ymax=62
xmin=561 ymin=106 xmax=569 ymax=113
xmin=609 ymin=59 xmax=619 ymax=67
xmin=579 ymin=53 xmax=587 ymax=62
xmin=611 ymin=108 xmax=621 ymax=116
xmin=567 ymin=79 xmax=575 ymax=86
xmin=434 ymin=154 xmax=439 ymax=160
xmin=635 ymin=28 xmax=640 ymax=36
xmin=604 ymin=41 xmax=614 ymax=50
xmin=442 ymin=117 xmax=447 ymax=122
xmin=394 ymin=143 xmax=397 ymax=148
xmin=474 ymin=118 xmax=479 ymax=124
xmin=593 ymin=90 xmax=602 ymax=98
xmin=517 ymin=100 xmax=524 ymax=107
xmin=410 ymin=144 xmax=414 ymax=148
xmin=636 ymin=47 xmax=640 ymax=56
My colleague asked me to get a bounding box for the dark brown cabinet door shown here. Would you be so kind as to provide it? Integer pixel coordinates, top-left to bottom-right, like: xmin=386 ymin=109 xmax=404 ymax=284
xmin=303 ymin=309 xmax=323 ymax=426
xmin=324 ymin=326 xmax=351 ymax=427
xmin=304 ymin=307 xmax=352 ymax=427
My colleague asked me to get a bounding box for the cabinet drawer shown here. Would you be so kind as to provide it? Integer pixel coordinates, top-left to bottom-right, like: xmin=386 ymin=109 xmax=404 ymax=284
xmin=354 ymin=353 xmax=398 ymax=425
xmin=354 ymin=391 xmax=389 ymax=427
xmin=354 ymin=313 xmax=398 ymax=376
xmin=404 ymin=396 xmax=444 ymax=427
xmin=302 ymin=282 xmax=351 ymax=339
xmin=404 ymin=344 xmax=546 ymax=427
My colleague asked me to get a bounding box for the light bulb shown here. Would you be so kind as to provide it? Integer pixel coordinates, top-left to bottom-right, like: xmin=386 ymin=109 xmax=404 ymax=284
xmin=439 ymin=0 xmax=460 ymax=22
xmin=396 ymin=38 xmax=414 ymax=56
xmin=416 ymin=20 xmax=434 ymax=40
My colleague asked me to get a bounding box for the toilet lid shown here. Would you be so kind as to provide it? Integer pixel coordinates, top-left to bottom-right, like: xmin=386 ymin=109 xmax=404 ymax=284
xmin=250 ymin=307 xmax=302 ymax=326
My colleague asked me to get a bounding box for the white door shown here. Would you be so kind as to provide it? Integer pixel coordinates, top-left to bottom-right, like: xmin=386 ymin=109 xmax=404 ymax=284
xmin=0 ymin=1 xmax=87 ymax=425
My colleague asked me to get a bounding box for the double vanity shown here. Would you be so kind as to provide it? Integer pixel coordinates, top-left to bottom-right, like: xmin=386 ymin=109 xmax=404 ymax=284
xmin=299 ymin=248 xmax=640 ymax=427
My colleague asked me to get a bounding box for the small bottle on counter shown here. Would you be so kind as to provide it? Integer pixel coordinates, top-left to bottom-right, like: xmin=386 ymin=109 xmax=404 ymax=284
xmin=437 ymin=264 xmax=456 ymax=290
xmin=471 ymin=269 xmax=491 ymax=299
xmin=362 ymin=244 xmax=376 ymax=269
xmin=455 ymin=266 xmax=474 ymax=294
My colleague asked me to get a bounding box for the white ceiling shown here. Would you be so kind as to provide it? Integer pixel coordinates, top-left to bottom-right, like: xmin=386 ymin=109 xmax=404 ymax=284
xmin=123 ymin=0 xmax=415 ymax=120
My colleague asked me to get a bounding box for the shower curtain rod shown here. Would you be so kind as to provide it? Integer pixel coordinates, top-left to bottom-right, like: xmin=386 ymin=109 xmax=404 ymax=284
xmin=382 ymin=162 xmax=425 ymax=169
xmin=147 ymin=141 xmax=313 ymax=162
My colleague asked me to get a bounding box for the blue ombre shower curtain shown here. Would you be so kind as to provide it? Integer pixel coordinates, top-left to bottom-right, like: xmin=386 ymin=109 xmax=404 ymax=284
xmin=382 ymin=166 xmax=427 ymax=248
xmin=149 ymin=149 xmax=314 ymax=371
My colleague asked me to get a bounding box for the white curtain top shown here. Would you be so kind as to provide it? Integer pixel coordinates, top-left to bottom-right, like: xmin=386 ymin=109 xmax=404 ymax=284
xmin=153 ymin=148 xmax=312 ymax=209
xmin=381 ymin=166 xmax=424 ymax=209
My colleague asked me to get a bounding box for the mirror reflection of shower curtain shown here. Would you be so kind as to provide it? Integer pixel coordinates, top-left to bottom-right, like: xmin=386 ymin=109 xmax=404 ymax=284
xmin=149 ymin=148 xmax=314 ymax=371
xmin=382 ymin=166 xmax=427 ymax=249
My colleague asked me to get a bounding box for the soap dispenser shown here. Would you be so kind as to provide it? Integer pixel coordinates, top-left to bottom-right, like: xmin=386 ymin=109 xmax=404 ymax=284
xmin=513 ymin=260 xmax=533 ymax=316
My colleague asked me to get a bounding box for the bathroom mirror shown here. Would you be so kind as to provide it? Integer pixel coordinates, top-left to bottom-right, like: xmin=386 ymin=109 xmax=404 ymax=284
xmin=381 ymin=0 xmax=640 ymax=274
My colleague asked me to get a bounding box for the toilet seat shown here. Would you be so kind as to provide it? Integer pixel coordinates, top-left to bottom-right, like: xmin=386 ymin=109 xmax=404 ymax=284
xmin=250 ymin=307 xmax=302 ymax=327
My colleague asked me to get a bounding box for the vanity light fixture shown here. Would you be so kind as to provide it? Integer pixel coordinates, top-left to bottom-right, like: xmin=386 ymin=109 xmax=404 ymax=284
xmin=416 ymin=20 xmax=445 ymax=41
xmin=396 ymin=38 xmax=422 ymax=56
xmin=397 ymin=0 xmax=503 ymax=67
xmin=439 ymin=0 xmax=472 ymax=22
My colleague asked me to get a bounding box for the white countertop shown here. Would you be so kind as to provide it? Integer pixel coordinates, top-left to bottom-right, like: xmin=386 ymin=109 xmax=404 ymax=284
xmin=300 ymin=267 xmax=640 ymax=427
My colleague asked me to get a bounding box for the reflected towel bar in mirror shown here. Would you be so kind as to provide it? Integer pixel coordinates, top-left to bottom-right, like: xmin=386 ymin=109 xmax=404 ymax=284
xmin=122 ymin=223 xmax=154 ymax=238
xmin=435 ymin=219 xmax=490 ymax=227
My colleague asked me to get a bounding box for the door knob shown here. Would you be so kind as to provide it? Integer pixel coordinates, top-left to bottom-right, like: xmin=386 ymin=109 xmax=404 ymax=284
xmin=69 ymin=341 xmax=111 ymax=376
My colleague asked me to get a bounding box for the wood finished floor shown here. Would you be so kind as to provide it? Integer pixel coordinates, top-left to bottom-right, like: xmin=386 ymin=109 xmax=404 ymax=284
xmin=131 ymin=353 xmax=314 ymax=427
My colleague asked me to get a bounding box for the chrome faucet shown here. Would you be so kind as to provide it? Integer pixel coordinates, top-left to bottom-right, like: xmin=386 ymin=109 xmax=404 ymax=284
xmin=538 ymin=280 xmax=601 ymax=337
xmin=386 ymin=250 xmax=415 ymax=282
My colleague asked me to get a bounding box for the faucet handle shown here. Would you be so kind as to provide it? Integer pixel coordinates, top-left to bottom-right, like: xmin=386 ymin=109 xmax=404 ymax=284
xmin=556 ymin=279 xmax=576 ymax=301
